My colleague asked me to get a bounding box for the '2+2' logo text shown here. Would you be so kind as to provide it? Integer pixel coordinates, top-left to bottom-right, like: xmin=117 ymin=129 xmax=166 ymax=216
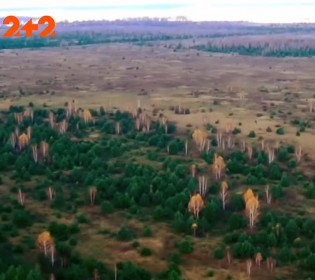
xmin=1 ymin=16 xmax=55 ymax=37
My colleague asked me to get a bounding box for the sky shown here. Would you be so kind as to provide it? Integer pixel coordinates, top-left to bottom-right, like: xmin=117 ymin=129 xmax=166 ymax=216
xmin=1 ymin=0 xmax=315 ymax=23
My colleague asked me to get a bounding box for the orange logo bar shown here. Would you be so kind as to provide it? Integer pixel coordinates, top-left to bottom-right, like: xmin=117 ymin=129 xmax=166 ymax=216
xmin=2 ymin=16 xmax=55 ymax=37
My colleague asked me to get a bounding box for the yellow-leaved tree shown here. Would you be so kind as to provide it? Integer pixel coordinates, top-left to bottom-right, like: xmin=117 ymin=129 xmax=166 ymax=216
xmin=188 ymin=193 xmax=204 ymax=219
xmin=18 ymin=133 xmax=29 ymax=151
xmin=243 ymin=188 xmax=254 ymax=204
xmin=212 ymin=154 xmax=225 ymax=179
xmin=36 ymin=231 xmax=54 ymax=256
xmin=192 ymin=129 xmax=208 ymax=153
xmin=81 ymin=109 xmax=93 ymax=124
xmin=243 ymin=188 xmax=260 ymax=230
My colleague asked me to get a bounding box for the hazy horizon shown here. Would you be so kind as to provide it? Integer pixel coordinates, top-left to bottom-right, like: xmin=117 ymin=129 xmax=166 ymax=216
xmin=1 ymin=0 xmax=315 ymax=23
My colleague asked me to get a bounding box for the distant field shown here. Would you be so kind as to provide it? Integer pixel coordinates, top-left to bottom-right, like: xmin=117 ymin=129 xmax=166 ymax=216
xmin=1 ymin=42 xmax=314 ymax=153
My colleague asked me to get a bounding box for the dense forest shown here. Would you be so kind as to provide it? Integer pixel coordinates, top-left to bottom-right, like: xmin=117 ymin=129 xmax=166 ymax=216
xmin=0 ymin=101 xmax=315 ymax=279
xmin=193 ymin=43 xmax=315 ymax=57
xmin=0 ymin=32 xmax=194 ymax=50
xmin=192 ymin=36 xmax=315 ymax=57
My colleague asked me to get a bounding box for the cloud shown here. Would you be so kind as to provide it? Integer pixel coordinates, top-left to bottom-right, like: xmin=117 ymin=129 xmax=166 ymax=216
xmin=0 ymin=0 xmax=190 ymax=9
xmin=1 ymin=0 xmax=314 ymax=9
xmin=0 ymin=0 xmax=314 ymax=23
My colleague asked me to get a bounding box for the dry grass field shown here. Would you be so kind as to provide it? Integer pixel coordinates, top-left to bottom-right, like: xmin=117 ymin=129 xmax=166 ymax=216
xmin=1 ymin=42 xmax=315 ymax=154
xmin=1 ymin=38 xmax=315 ymax=279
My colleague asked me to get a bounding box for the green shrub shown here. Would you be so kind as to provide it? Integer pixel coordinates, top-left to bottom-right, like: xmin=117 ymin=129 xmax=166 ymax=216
xmin=168 ymin=252 xmax=182 ymax=265
xmin=211 ymin=138 xmax=218 ymax=147
xmin=76 ymin=214 xmax=90 ymax=224
xmin=21 ymin=236 xmax=35 ymax=250
xmin=49 ymin=222 xmax=70 ymax=241
xmin=287 ymin=145 xmax=295 ymax=153
xmin=117 ymin=225 xmax=136 ymax=241
xmin=54 ymin=212 xmax=62 ymax=218
xmin=177 ymin=239 xmax=193 ymax=254
xmin=232 ymin=241 xmax=255 ymax=259
xmin=271 ymin=184 xmax=283 ymax=199
xmin=132 ymin=241 xmax=140 ymax=248
xmin=168 ymin=139 xmax=184 ymax=155
xmin=285 ymin=220 xmax=299 ymax=242
xmin=229 ymin=194 xmax=245 ymax=211
xmin=276 ymin=127 xmax=285 ymax=135
xmin=280 ymin=173 xmax=290 ymax=187
xmin=287 ymin=160 xmax=297 ymax=169
xmin=232 ymin=128 xmax=241 ymax=135
xmin=0 ymin=232 xmax=8 ymax=243
xmin=228 ymin=213 xmax=246 ymax=230
xmin=140 ymin=247 xmax=152 ymax=256
xmin=100 ymin=201 xmax=114 ymax=214
xmin=276 ymin=246 xmax=294 ymax=264
xmin=13 ymin=244 xmax=25 ymax=254
xmin=269 ymin=163 xmax=282 ymax=180
xmin=69 ymin=223 xmax=80 ymax=234
xmin=10 ymin=226 xmax=19 ymax=237
xmin=69 ymin=238 xmax=78 ymax=246
xmin=142 ymin=225 xmax=153 ymax=237
xmin=12 ymin=210 xmax=33 ymax=228
xmin=248 ymin=131 xmax=256 ymax=138
xmin=277 ymin=148 xmax=289 ymax=162
xmin=206 ymin=270 xmax=215 ymax=277
xmin=1 ymin=214 xmax=8 ymax=221
xmin=206 ymin=270 xmax=214 ymax=277
xmin=305 ymin=185 xmax=315 ymax=199
xmin=213 ymin=248 xmax=224 ymax=259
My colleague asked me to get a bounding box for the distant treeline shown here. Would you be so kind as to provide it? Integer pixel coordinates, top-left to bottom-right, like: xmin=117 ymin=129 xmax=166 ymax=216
xmin=193 ymin=44 xmax=315 ymax=57
xmin=0 ymin=32 xmax=195 ymax=50
xmin=0 ymin=31 xmax=293 ymax=50
xmin=0 ymin=30 xmax=282 ymax=50
xmin=1 ymin=21 xmax=315 ymax=57
xmin=0 ymin=32 xmax=270 ymax=50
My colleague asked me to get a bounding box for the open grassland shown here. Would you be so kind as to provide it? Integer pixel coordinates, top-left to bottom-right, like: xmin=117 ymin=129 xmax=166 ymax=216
xmin=1 ymin=43 xmax=315 ymax=154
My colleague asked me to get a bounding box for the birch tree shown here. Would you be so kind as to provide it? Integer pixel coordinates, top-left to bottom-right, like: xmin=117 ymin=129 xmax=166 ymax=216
xmin=36 ymin=231 xmax=54 ymax=256
xmin=243 ymin=189 xmax=260 ymax=230
xmin=188 ymin=193 xmax=204 ymax=219
xmin=220 ymin=181 xmax=229 ymax=210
